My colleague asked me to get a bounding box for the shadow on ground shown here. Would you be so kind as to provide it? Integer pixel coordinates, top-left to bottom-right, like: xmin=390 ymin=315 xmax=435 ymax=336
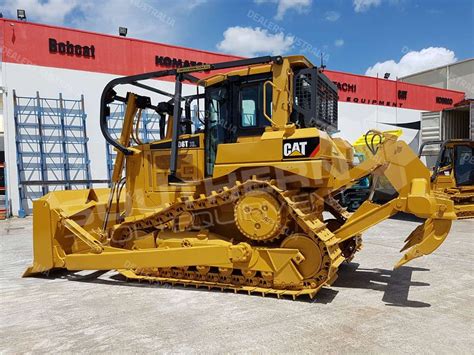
xmin=334 ymin=262 xmax=431 ymax=308
xmin=390 ymin=212 xmax=425 ymax=223
xmin=32 ymin=262 xmax=431 ymax=307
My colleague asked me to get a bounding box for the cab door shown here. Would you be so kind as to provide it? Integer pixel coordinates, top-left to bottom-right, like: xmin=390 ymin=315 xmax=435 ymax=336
xmin=204 ymin=74 xmax=272 ymax=176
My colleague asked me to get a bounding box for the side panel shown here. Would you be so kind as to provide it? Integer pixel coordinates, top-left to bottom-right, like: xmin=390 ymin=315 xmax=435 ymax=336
xmin=125 ymin=135 xmax=205 ymax=214
xmin=419 ymin=111 xmax=442 ymax=167
xmin=421 ymin=111 xmax=442 ymax=142
xmin=151 ymin=150 xmax=203 ymax=188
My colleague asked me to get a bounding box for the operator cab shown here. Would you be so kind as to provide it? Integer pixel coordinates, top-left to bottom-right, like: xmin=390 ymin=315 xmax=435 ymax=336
xmin=203 ymin=63 xmax=338 ymax=175
xmin=204 ymin=73 xmax=273 ymax=175
xmin=441 ymin=142 xmax=474 ymax=186
xmin=419 ymin=140 xmax=474 ymax=187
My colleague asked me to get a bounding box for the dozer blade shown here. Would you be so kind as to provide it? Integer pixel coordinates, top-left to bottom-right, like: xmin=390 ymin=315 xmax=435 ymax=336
xmin=395 ymin=218 xmax=452 ymax=268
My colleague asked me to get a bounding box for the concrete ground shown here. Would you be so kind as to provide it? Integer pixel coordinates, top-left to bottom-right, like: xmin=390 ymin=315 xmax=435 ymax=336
xmin=0 ymin=216 xmax=473 ymax=353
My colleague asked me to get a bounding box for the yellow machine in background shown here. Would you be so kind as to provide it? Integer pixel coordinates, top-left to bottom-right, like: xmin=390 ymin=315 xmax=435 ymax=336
xmin=351 ymin=130 xmax=403 ymax=203
xmin=419 ymin=139 xmax=474 ymax=219
xmin=352 ymin=129 xmax=403 ymax=158
xmin=24 ymin=56 xmax=457 ymax=299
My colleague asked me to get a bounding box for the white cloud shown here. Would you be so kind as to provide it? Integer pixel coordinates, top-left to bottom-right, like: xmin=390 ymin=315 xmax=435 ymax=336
xmin=1 ymin=0 xmax=207 ymax=43
xmin=325 ymin=11 xmax=340 ymax=21
xmin=365 ymin=47 xmax=457 ymax=78
xmin=216 ymin=26 xmax=294 ymax=56
xmin=334 ymin=39 xmax=344 ymax=47
xmin=276 ymin=0 xmax=311 ymax=19
xmin=71 ymin=1 xmax=178 ymax=41
xmin=186 ymin=0 xmax=207 ymax=10
xmin=3 ymin=0 xmax=79 ymax=24
xmin=353 ymin=0 xmax=381 ymax=12
xmin=255 ymin=0 xmax=312 ymax=20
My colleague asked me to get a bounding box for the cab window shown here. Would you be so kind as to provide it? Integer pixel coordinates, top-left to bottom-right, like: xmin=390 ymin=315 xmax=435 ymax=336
xmin=241 ymin=86 xmax=258 ymax=127
xmin=239 ymin=82 xmax=272 ymax=129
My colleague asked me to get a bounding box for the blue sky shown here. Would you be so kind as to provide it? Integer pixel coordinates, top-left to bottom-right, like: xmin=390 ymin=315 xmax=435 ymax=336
xmin=2 ymin=0 xmax=473 ymax=76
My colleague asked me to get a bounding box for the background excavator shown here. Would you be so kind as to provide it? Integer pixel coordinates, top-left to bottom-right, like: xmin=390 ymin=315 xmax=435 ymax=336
xmin=24 ymin=55 xmax=457 ymax=299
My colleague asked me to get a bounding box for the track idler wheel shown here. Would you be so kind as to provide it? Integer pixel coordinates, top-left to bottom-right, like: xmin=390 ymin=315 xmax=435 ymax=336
xmin=280 ymin=234 xmax=323 ymax=279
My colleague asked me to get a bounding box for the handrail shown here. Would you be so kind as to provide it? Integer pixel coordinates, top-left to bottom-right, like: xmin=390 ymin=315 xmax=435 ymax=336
xmin=100 ymin=56 xmax=284 ymax=156
xmin=263 ymin=80 xmax=280 ymax=128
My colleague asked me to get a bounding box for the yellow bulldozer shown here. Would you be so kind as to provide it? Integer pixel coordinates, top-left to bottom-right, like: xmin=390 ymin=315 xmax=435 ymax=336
xmin=419 ymin=139 xmax=474 ymax=219
xmin=24 ymin=55 xmax=457 ymax=299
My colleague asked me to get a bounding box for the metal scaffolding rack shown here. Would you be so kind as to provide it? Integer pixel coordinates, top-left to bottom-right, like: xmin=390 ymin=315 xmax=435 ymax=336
xmin=13 ymin=91 xmax=107 ymax=216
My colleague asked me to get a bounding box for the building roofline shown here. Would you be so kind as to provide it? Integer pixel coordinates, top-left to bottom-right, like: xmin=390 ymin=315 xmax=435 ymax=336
xmin=0 ymin=18 xmax=243 ymax=60
xmin=325 ymin=69 xmax=465 ymax=95
xmin=399 ymin=58 xmax=474 ymax=79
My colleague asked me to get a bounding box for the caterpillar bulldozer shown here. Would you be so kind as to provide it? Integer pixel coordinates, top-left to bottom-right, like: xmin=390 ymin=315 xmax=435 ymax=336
xmin=419 ymin=139 xmax=474 ymax=219
xmin=24 ymin=55 xmax=457 ymax=299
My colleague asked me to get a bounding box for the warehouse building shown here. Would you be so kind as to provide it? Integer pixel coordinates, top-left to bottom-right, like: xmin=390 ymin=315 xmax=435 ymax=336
xmin=0 ymin=19 xmax=466 ymax=217
xmin=399 ymin=59 xmax=474 ymax=144
xmin=399 ymin=58 xmax=474 ymax=99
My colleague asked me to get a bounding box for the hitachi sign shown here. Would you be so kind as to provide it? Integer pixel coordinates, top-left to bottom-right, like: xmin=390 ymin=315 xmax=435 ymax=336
xmin=155 ymin=55 xmax=206 ymax=68
xmin=332 ymin=81 xmax=357 ymax=93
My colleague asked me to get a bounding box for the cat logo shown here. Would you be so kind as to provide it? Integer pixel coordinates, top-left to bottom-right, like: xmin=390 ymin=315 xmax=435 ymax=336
xmin=282 ymin=137 xmax=320 ymax=159
xmin=283 ymin=141 xmax=307 ymax=157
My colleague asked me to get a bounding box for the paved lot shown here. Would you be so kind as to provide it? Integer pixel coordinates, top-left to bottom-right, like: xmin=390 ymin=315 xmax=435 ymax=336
xmin=1 ymin=216 xmax=473 ymax=353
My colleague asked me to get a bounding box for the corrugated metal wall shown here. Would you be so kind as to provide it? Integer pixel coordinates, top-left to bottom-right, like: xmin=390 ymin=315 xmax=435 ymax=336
xmin=421 ymin=111 xmax=442 ymax=142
